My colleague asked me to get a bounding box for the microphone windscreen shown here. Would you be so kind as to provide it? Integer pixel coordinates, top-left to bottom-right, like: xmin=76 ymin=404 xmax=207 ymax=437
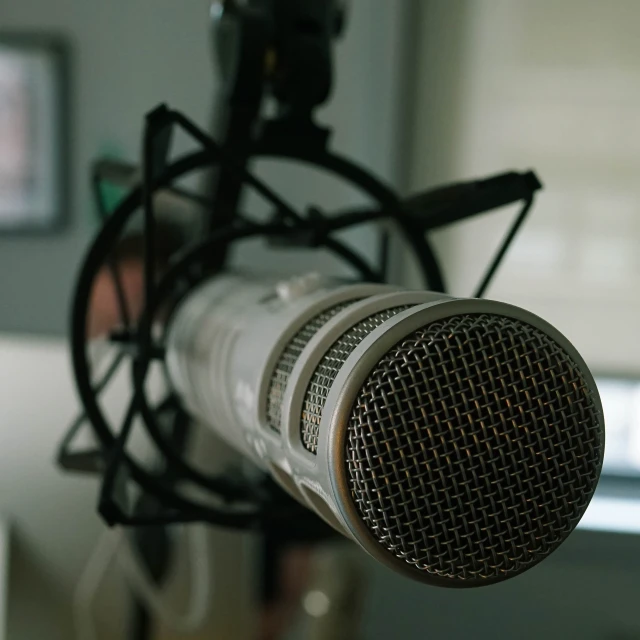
xmin=326 ymin=310 xmax=604 ymax=586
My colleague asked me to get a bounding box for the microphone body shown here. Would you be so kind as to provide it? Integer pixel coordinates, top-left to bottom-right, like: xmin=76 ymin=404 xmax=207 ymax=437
xmin=165 ymin=272 xmax=604 ymax=587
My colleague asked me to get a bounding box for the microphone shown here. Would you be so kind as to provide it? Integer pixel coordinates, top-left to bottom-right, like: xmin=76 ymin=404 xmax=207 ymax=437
xmin=165 ymin=271 xmax=605 ymax=588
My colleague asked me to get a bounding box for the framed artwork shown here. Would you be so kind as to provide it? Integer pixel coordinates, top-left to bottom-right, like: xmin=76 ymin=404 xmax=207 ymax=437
xmin=0 ymin=33 xmax=68 ymax=232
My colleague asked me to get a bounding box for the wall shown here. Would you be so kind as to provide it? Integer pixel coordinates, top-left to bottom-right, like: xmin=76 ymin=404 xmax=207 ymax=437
xmin=0 ymin=0 xmax=411 ymax=336
xmin=405 ymin=0 xmax=640 ymax=375
xmin=0 ymin=0 xmax=218 ymax=336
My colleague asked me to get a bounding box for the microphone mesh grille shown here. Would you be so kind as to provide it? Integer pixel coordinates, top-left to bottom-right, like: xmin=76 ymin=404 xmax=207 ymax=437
xmin=345 ymin=313 xmax=604 ymax=584
xmin=266 ymin=300 xmax=359 ymax=433
xmin=301 ymin=306 xmax=413 ymax=454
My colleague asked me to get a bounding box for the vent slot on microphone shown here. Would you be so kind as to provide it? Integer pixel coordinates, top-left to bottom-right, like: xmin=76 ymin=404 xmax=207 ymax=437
xmin=266 ymin=300 xmax=360 ymax=433
xmin=345 ymin=313 xmax=604 ymax=585
xmin=301 ymin=306 xmax=413 ymax=454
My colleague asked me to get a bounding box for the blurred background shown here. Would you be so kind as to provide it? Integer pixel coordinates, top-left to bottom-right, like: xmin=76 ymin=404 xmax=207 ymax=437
xmin=2 ymin=0 xmax=640 ymax=638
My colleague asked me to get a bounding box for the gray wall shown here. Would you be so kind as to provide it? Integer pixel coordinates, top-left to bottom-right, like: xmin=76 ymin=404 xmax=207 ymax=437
xmin=1 ymin=0 xmax=218 ymax=336
xmin=0 ymin=0 xmax=411 ymax=336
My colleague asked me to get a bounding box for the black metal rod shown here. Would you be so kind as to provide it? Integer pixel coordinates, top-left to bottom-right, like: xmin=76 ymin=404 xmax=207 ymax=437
xmin=474 ymin=197 xmax=534 ymax=299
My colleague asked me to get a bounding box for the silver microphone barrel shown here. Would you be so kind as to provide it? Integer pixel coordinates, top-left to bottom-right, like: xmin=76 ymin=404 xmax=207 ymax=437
xmin=165 ymin=272 xmax=605 ymax=587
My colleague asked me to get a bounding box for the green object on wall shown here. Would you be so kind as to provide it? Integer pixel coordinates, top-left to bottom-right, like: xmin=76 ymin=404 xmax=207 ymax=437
xmin=93 ymin=144 xmax=131 ymax=225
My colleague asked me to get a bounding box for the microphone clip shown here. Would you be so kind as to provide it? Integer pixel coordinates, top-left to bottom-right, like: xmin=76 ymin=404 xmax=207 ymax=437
xmin=267 ymin=206 xmax=330 ymax=249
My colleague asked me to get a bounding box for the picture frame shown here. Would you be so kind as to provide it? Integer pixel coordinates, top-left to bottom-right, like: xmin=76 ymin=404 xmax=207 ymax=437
xmin=0 ymin=32 xmax=69 ymax=233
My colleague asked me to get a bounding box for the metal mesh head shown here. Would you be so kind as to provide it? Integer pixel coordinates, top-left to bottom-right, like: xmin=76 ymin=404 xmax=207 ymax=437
xmin=301 ymin=306 xmax=413 ymax=453
xmin=266 ymin=300 xmax=358 ymax=433
xmin=345 ymin=313 xmax=604 ymax=585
